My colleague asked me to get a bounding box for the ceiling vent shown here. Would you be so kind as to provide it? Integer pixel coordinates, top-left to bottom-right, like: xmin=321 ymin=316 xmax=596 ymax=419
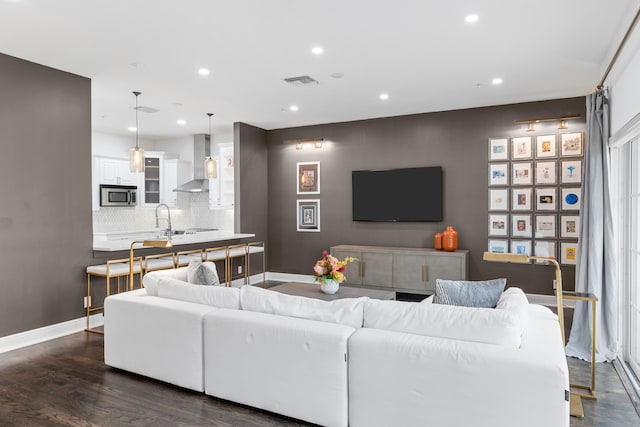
xmin=283 ymin=75 xmax=318 ymax=86
xmin=134 ymin=106 xmax=160 ymax=113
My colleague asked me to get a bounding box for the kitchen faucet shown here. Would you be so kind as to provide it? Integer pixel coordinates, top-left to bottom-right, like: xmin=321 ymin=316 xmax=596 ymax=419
xmin=155 ymin=203 xmax=172 ymax=237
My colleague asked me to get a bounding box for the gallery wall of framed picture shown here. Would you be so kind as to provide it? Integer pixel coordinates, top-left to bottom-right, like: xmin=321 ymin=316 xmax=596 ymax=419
xmin=487 ymin=133 xmax=583 ymax=265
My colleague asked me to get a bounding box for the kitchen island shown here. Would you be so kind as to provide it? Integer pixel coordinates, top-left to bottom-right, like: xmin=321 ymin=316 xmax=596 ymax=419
xmin=93 ymin=229 xmax=255 ymax=252
xmin=90 ymin=229 xmax=261 ymax=287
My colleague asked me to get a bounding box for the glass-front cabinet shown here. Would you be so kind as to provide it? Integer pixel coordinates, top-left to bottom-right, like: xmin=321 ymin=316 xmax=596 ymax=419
xmin=140 ymin=151 xmax=163 ymax=207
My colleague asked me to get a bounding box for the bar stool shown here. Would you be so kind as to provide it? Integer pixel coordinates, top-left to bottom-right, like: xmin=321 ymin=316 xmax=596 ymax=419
xmin=226 ymin=243 xmax=249 ymax=285
xmin=143 ymin=252 xmax=176 ymax=274
xmin=247 ymin=241 xmax=266 ymax=285
xmin=203 ymin=245 xmax=229 ymax=285
xmin=85 ymin=257 xmax=142 ymax=334
xmin=175 ymin=249 xmax=204 ymax=267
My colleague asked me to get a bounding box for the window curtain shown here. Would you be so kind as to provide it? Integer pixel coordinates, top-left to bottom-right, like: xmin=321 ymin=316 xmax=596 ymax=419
xmin=565 ymin=90 xmax=618 ymax=362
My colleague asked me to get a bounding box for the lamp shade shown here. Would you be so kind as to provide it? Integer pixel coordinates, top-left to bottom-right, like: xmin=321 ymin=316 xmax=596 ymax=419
xmin=205 ymin=157 xmax=217 ymax=179
xmin=130 ymin=146 xmax=145 ymax=173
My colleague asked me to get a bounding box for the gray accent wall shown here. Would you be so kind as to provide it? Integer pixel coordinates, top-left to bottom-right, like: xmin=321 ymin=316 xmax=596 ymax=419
xmin=263 ymin=97 xmax=586 ymax=295
xmin=234 ymin=122 xmax=269 ymax=243
xmin=0 ymin=53 xmax=92 ymax=337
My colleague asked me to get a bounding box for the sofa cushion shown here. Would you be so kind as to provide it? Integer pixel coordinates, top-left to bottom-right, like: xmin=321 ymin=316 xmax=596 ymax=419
xmin=187 ymin=261 xmax=221 ymax=286
xmin=433 ymin=278 xmax=506 ymax=308
xmin=142 ymin=267 xmax=189 ymax=296
xmin=496 ymin=287 xmax=529 ymax=334
xmin=156 ymin=277 xmax=240 ymax=309
xmin=364 ymin=299 xmax=522 ymax=348
xmin=240 ymin=285 xmax=366 ymax=329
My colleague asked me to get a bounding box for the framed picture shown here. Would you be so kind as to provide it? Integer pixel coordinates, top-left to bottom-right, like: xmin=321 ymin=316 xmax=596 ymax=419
xmin=512 ymin=136 xmax=532 ymax=159
xmin=512 ymin=214 xmax=532 ymax=237
xmin=534 ymin=214 xmax=556 ymax=238
xmin=536 ymin=188 xmax=557 ymax=211
xmin=510 ymin=239 xmax=532 ymax=256
xmin=535 ymin=161 xmax=557 ymax=185
xmin=488 ymin=188 xmax=509 ymax=211
xmin=561 ymin=160 xmax=582 ymax=184
xmin=488 ymin=239 xmax=508 ymax=254
xmin=561 ymin=187 xmax=581 ymax=211
xmin=296 ymin=199 xmax=320 ymax=232
xmin=560 ymin=242 xmax=579 ymax=265
xmin=534 ymin=241 xmax=556 ymax=264
xmin=512 ymin=187 xmax=532 ymax=211
xmin=560 ymin=215 xmax=580 ymax=238
xmin=488 ymin=138 xmax=509 ymax=161
xmin=536 ymin=135 xmax=557 ymax=158
xmin=560 ymin=132 xmax=583 ymax=157
xmin=488 ymin=213 xmax=509 ymax=237
xmin=512 ymin=162 xmax=532 ymax=185
xmin=297 ymin=162 xmax=320 ymax=194
xmin=489 ymin=163 xmax=509 ymax=186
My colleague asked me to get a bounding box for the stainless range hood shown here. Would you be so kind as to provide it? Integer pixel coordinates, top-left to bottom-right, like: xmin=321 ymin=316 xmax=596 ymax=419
xmin=173 ymin=134 xmax=211 ymax=193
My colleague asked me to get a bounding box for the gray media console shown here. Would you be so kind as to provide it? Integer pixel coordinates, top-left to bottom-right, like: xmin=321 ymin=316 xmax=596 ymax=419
xmin=330 ymin=245 xmax=469 ymax=295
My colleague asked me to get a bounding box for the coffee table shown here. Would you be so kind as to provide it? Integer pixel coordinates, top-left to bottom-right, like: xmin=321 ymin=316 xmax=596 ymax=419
xmin=268 ymin=281 xmax=395 ymax=301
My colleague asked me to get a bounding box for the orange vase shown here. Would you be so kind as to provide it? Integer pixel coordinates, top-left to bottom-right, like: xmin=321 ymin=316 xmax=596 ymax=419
xmin=442 ymin=226 xmax=458 ymax=252
xmin=434 ymin=232 xmax=443 ymax=250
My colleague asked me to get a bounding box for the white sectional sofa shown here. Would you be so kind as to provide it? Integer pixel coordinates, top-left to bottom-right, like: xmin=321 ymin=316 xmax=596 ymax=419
xmin=104 ymin=268 xmax=569 ymax=427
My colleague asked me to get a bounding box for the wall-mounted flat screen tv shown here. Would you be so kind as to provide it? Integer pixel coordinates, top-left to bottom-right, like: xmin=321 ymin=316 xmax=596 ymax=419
xmin=352 ymin=166 xmax=443 ymax=222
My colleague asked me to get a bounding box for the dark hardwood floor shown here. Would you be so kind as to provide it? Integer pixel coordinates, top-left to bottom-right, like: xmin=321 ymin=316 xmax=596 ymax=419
xmin=0 ymin=331 xmax=638 ymax=426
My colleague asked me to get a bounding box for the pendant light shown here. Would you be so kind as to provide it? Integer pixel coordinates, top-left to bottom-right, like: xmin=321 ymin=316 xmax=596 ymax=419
xmin=205 ymin=113 xmax=218 ymax=179
xmin=129 ymin=91 xmax=145 ymax=173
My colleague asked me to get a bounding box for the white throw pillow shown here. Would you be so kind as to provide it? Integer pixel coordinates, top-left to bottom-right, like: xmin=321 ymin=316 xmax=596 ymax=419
xmin=156 ymin=277 xmax=240 ymax=309
xmin=496 ymin=287 xmax=529 ymax=334
xmin=187 ymin=261 xmax=221 ymax=286
xmin=142 ymin=267 xmax=189 ymax=296
xmin=239 ymin=285 xmax=367 ymax=329
xmin=364 ymin=299 xmax=522 ymax=348
xmin=421 ymin=295 xmax=434 ymax=304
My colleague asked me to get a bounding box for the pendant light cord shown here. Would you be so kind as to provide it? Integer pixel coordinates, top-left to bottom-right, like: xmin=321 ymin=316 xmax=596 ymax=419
xmin=133 ymin=91 xmax=141 ymax=149
xmin=207 ymin=113 xmax=213 ymax=158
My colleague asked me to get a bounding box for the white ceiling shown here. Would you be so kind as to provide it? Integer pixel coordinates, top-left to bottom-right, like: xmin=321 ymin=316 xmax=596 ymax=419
xmin=0 ymin=0 xmax=637 ymax=141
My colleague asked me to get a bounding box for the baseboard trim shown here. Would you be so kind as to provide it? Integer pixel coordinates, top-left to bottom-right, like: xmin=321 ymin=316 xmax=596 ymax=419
xmin=0 ymin=314 xmax=103 ymax=355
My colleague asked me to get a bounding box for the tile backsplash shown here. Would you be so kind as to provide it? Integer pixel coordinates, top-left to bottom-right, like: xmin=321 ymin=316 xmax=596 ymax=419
xmin=93 ymin=193 xmax=233 ymax=233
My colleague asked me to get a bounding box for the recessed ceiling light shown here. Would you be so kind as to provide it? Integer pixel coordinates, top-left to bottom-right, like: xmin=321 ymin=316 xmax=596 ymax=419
xmin=465 ymin=14 xmax=479 ymax=23
xmin=289 ymin=105 xmax=299 ymax=111
xmin=331 ymin=72 xmax=344 ymax=79
xmin=176 ymin=119 xmax=187 ymax=125
xmin=379 ymin=93 xmax=389 ymax=100
xmin=198 ymin=68 xmax=210 ymax=76
xmin=492 ymin=78 xmax=503 ymax=85
xmin=127 ymin=126 xmax=137 ymax=132
xmin=312 ymin=46 xmax=324 ymax=55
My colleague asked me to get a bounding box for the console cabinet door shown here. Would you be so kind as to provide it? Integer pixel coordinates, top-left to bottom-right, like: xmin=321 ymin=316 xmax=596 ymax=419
xmin=392 ymin=254 xmax=429 ymax=291
xmin=360 ymin=252 xmax=393 ymax=288
xmin=424 ymin=254 xmax=467 ymax=292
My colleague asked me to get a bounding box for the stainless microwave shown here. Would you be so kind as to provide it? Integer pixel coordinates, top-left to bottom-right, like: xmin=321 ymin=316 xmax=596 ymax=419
xmin=100 ymin=184 xmax=137 ymax=207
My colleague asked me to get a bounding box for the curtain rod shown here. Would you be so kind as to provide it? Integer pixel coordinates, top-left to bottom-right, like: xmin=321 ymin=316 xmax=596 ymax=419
xmin=596 ymin=6 xmax=640 ymax=90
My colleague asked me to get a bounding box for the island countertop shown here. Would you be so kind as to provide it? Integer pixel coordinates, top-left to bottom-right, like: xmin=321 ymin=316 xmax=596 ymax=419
xmin=93 ymin=230 xmax=255 ymax=252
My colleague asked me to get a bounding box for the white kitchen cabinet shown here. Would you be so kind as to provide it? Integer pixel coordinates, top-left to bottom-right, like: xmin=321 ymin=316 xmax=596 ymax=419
xmin=209 ymin=144 xmax=234 ymax=209
xmin=95 ymin=156 xmax=139 ymax=186
xmin=163 ymin=159 xmax=190 ymax=208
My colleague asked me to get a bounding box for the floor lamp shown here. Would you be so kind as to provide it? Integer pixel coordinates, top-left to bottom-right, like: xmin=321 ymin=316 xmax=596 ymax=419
xmin=129 ymin=239 xmax=173 ymax=291
xmin=482 ymin=251 xmax=585 ymax=418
